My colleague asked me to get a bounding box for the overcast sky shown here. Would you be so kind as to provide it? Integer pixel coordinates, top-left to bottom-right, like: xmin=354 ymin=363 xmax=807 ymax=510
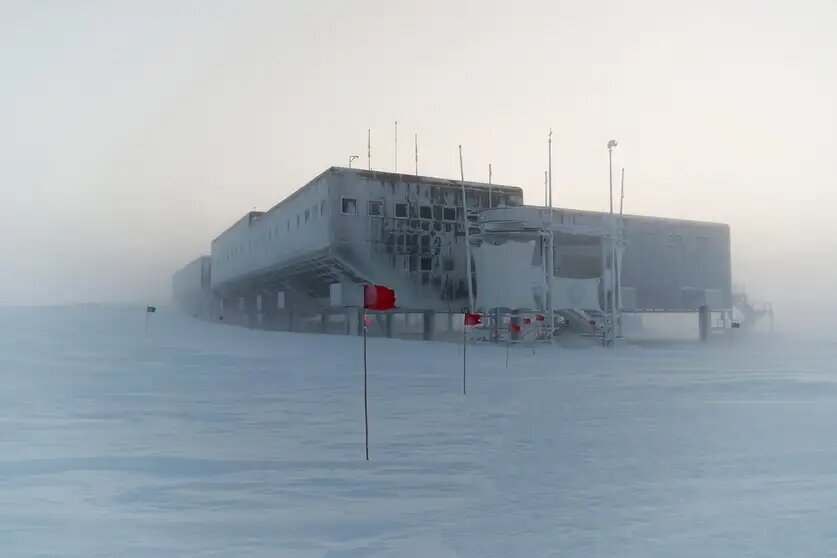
xmin=2 ymin=0 xmax=835 ymax=313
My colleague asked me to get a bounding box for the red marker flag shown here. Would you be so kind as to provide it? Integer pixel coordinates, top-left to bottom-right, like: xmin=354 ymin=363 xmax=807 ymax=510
xmin=363 ymin=285 xmax=396 ymax=311
xmin=464 ymin=312 xmax=481 ymax=326
xmin=509 ymin=323 xmax=522 ymax=333
xmin=535 ymin=314 xmax=545 ymax=322
xmin=523 ymin=317 xmax=531 ymax=325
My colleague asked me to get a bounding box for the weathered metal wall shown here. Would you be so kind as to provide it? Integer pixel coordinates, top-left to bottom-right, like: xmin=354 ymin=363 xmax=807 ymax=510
xmin=328 ymin=169 xmax=522 ymax=311
xmin=620 ymin=216 xmax=731 ymax=311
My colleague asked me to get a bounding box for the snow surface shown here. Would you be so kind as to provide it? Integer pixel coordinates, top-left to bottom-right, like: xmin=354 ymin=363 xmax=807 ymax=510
xmin=1 ymin=305 xmax=836 ymax=557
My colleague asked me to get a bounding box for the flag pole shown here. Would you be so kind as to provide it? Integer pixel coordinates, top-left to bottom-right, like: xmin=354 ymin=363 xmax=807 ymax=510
xmin=463 ymin=326 xmax=467 ymax=395
xmin=363 ymin=308 xmax=369 ymax=461
xmin=505 ymin=326 xmax=510 ymax=370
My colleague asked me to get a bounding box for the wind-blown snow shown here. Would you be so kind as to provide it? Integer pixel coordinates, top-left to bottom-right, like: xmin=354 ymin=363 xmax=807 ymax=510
xmin=0 ymin=305 xmax=835 ymax=557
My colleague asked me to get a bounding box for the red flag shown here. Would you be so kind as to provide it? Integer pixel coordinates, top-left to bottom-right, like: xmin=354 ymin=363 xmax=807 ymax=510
xmin=535 ymin=314 xmax=545 ymax=322
xmin=523 ymin=317 xmax=531 ymax=325
xmin=363 ymin=284 xmax=396 ymax=310
xmin=464 ymin=313 xmax=481 ymax=326
xmin=509 ymin=323 xmax=522 ymax=333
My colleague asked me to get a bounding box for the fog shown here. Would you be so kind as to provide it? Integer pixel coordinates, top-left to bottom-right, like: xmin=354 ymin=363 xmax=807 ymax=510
xmin=2 ymin=0 xmax=835 ymax=331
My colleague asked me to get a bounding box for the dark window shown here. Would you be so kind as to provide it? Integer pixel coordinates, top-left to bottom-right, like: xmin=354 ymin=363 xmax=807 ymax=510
xmin=320 ymin=200 xmax=327 ymax=215
xmin=395 ymin=203 xmax=408 ymax=218
xmin=420 ymin=235 xmax=430 ymax=252
xmin=443 ymin=207 xmax=457 ymax=221
xmin=296 ymin=215 xmax=300 ymax=228
xmin=368 ymin=200 xmax=383 ymax=216
xmin=420 ymin=257 xmax=433 ymax=271
xmin=305 ymin=209 xmax=310 ymax=222
xmin=419 ymin=205 xmax=432 ymax=219
xmin=341 ymin=198 xmax=358 ymax=215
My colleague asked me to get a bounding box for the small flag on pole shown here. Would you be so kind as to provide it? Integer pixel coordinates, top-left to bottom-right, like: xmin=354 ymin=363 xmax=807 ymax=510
xmin=523 ymin=317 xmax=531 ymax=325
xmin=144 ymin=305 xmax=156 ymax=333
xmin=364 ymin=285 xmax=396 ymax=311
xmin=361 ymin=284 xmax=396 ymax=461
xmin=464 ymin=312 xmax=481 ymax=326
xmin=509 ymin=322 xmax=522 ymax=333
xmin=462 ymin=313 xmax=481 ymax=395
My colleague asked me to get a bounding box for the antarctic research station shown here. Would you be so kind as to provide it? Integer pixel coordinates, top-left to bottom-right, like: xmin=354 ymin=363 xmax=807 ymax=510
xmin=172 ymin=165 xmax=733 ymax=343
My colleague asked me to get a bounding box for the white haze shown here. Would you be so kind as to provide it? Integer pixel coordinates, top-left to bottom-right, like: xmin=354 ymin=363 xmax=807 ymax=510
xmin=2 ymin=0 xmax=836 ymax=332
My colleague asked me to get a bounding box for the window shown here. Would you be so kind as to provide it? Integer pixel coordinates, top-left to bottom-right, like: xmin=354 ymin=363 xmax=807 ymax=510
xmin=395 ymin=203 xmax=408 ymax=218
xmin=305 ymin=209 xmax=310 ymax=223
xmin=320 ymin=200 xmax=327 ymax=216
xmin=433 ymin=205 xmax=444 ymax=220
xmin=296 ymin=215 xmax=300 ymax=228
xmin=420 ymin=235 xmax=430 ymax=252
xmin=287 ymin=220 xmax=290 ymax=232
xmin=341 ymin=197 xmax=358 ymax=215
xmin=368 ymin=200 xmax=383 ymax=216
xmin=419 ymin=205 xmax=432 ymax=220
xmin=443 ymin=207 xmax=457 ymax=221
xmin=420 ymin=257 xmax=433 ymax=271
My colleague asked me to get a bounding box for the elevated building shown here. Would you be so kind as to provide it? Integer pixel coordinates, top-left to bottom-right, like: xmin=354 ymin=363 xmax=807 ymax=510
xmin=172 ymin=166 xmax=732 ymax=340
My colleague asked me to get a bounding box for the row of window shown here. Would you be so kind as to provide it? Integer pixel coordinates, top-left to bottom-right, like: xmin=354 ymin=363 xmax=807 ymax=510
xmin=218 ymin=200 xmax=328 ymax=265
xmin=340 ymin=197 xmax=459 ymax=221
xmin=218 ymin=197 xmax=465 ymax=266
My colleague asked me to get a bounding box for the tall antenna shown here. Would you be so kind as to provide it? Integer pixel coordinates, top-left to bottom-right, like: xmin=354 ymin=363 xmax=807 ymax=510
xmin=619 ymin=167 xmax=625 ymax=215
xmin=547 ymin=129 xmax=554 ymax=339
xmin=394 ymin=121 xmax=398 ymax=173
xmin=415 ymin=133 xmax=418 ymax=175
xmin=544 ymin=170 xmax=547 ymax=206
xmin=488 ymin=163 xmax=493 ymax=207
xmin=367 ymin=129 xmax=371 ymax=170
xmin=459 ymin=145 xmax=474 ymax=312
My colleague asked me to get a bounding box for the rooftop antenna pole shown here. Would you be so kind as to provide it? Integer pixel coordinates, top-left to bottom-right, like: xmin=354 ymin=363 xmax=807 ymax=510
xmin=415 ymin=133 xmax=418 ymax=175
xmin=547 ymin=129 xmax=554 ymax=340
xmin=544 ymin=170 xmax=547 ymax=206
xmin=607 ymin=139 xmax=619 ymax=346
xmin=367 ymin=129 xmax=371 ymax=170
xmin=394 ymin=121 xmax=398 ymax=173
xmin=488 ymin=163 xmax=493 ymax=207
xmin=459 ymin=145 xmax=474 ymax=312
xmin=619 ymin=167 xmax=625 ymax=215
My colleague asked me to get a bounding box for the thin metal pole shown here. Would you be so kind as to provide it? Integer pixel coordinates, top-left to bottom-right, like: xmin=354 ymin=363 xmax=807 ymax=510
xmin=459 ymin=145 xmax=474 ymax=312
xmin=367 ymin=129 xmax=371 ymax=170
xmin=363 ymin=312 xmax=369 ymax=461
xmin=394 ymin=121 xmax=398 ymax=173
xmin=505 ymin=328 xmax=510 ymax=370
xmin=488 ymin=164 xmax=493 ymax=207
xmin=608 ymin=143 xmax=617 ymax=345
xmin=463 ymin=327 xmax=467 ymax=395
xmin=544 ymin=170 xmax=547 ymax=207
xmin=619 ymin=167 xmax=625 ymax=215
xmin=415 ymin=133 xmax=418 ymax=175
xmin=547 ymin=130 xmax=554 ymax=340
xmin=609 ymin=147 xmax=614 ymax=214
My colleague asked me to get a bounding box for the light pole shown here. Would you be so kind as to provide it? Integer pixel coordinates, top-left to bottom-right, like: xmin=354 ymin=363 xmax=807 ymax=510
xmin=607 ymin=139 xmax=618 ymax=346
xmin=348 ymin=155 xmax=359 ymax=169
